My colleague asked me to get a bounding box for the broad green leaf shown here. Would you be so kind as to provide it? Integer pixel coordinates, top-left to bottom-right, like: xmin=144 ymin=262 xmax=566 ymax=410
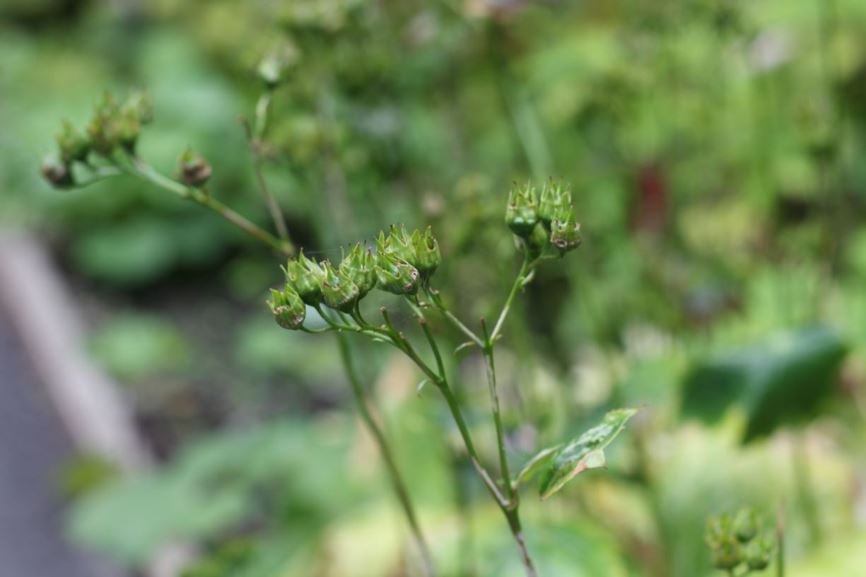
xmin=681 ymin=327 xmax=847 ymax=441
xmin=539 ymin=408 xmax=636 ymax=500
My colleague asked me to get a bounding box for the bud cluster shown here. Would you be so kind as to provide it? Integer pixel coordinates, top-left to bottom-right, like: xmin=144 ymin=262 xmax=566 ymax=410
xmin=706 ymin=509 xmax=775 ymax=573
xmin=505 ymin=179 xmax=581 ymax=256
xmin=268 ymin=226 xmax=442 ymax=330
xmin=41 ymin=91 xmax=153 ymax=189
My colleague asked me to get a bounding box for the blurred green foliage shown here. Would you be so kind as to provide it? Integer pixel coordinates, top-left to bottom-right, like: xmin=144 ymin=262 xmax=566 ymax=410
xmin=5 ymin=0 xmax=866 ymax=575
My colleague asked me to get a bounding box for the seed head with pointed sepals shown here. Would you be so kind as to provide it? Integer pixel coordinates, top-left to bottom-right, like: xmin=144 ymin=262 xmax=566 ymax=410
xmin=505 ymin=182 xmax=539 ymax=238
xmin=321 ymin=261 xmax=360 ymax=312
xmin=178 ymin=148 xmax=212 ymax=187
xmin=283 ymin=250 xmax=325 ymax=305
xmin=339 ymin=244 xmax=377 ymax=298
xmin=87 ymin=93 xmax=122 ymax=156
xmin=550 ymin=205 xmax=581 ymax=254
xmin=268 ymin=285 xmax=306 ymax=330
xmin=41 ymin=158 xmax=74 ymax=189
xmin=411 ymin=227 xmax=441 ymax=279
xmin=375 ymin=251 xmax=419 ymax=295
xmin=538 ymin=179 xmax=572 ymax=225
xmin=57 ymin=120 xmax=90 ymax=164
xmin=378 ymin=225 xmax=418 ymax=267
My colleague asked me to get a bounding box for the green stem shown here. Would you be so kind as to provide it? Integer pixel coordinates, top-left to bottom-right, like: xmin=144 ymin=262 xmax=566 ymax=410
xmin=481 ymin=319 xmax=515 ymax=505
xmin=248 ymin=92 xmax=291 ymax=243
xmin=335 ymin=334 xmax=435 ymax=577
xmin=424 ymin=287 xmax=484 ymax=348
xmin=490 ymin=251 xmax=532 ymax=343
xmin=119 ymin=155 xmax=294 ymax=256
xmin=776 ymin=504 xmax=786 ymax=577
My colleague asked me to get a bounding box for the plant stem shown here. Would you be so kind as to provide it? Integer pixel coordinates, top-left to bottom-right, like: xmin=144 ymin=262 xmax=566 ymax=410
xmin=404 ymin=304 xmax=538 ymax=577
xmin=247 ymin=92 xmax=291 ymax=243
xmin=490 ymin=252 xmax=532 ymax=343
xmin=119 ymin=155 xmax=294 ymax=256
xmin=776 ymin=503 xmax=785 ymax=577
xmin=481 ymin=319 xmax=515 ymax=504
xmin=335 ymin=333 xmax=435 ymax=577
xmin=424 ymin=287 xmax=484 ymax=348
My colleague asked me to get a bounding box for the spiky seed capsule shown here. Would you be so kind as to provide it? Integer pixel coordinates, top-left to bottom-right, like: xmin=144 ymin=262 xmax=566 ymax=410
xmin=257 ymin=48 xmax=294 ymax=89
xmin=268 ymin=285 xmax=306 ymax=330
xmin=339 ymin=244 xmax=377 ymax=298
xmin=733 ymin=509 xmax=759 ymax=543
xmin=527 ymin=222 xmax=550 ymax=259
xmin=505 ymin=182 xmax=539 ymax=237
xmin=178 ymin=148 xmax=212 ymax=187
xmin=375 ymin=252 xmax=420 ymax=295
xmin=411 ymin=227 xmax=441 ymax=278
xmin=321 ymin=261 xmax=360 ymax=312
xmin=538 ymin=179 xmax=572 ymax=225
xmin=284 ymin=250 xmax=325 ymax=305
xmin=744 ymin=536 xmax=773 ymax=571
xmin=87 ymin=93 xmax=121 ymax=156
xmin=377 ymin=225 xmax=418 ymax=267
xmin=57 ymin=120 xmax=90 ymax=164
xmin=41 ymin=158 xmax=74 ymax=189
xmin=549 ymin=205 xmax=581 ymax=254
xmin=124 ymin=91 xmax=154 ymax=125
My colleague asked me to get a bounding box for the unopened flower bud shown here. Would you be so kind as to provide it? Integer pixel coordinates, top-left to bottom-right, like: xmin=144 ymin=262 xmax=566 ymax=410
xmin=268 ymin=285 xmax=306 ymax=330
xmin=375 ymin=252 xmax=419 ymax=295
xmin=550 ymin=206 xmax=581 ymax=254
xmin=411 ymin=227 xmax=441 ymax=278
xmin=340 ymin=244 xmax=377 ymax=298
xmin=57 ymin=120 xmax=90 ymax=164
xmin=505 ymin=182 xmax=539 ymax=237
xmin=321 ymin=261 xmax=360 ymax=312
xmin=283 ymin=250 xmax=325 ymax=305
xmin=538 ymin=179 xmax=572 ymax=225
xmin=178 ymin=148 xmax=212 ymax=187
xmin=733 ymin=509 xmax=759 ymax=543
xmin=41 ymin=158 xmax=74 ymax=189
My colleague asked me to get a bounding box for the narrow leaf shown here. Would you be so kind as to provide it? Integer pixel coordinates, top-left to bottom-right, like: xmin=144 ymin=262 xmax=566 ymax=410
xmin=539 ymin=408 xmax=636 ymax=500
xmin=512 ymin=445 xmax=561 ymax=491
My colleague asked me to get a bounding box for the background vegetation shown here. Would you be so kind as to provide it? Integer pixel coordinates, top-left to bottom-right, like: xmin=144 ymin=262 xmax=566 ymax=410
xmin=2 ymin=0 xmax=866 ymax=576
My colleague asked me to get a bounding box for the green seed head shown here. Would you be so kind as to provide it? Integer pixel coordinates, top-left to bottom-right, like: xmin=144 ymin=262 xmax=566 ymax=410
xmin=41 ymin=157 xmax=74 ymax=189
xmin=538 ymin=179 xmax=572 ymax=225
xmin=744 ymin=535 xmax=774 ymax=571
xmin=115 ymin=106 xmax=141 ymax=152
xmin=505 ymin=182 xmax=539 ymax=237
xmin=340 ymin=243 xmax=377 ymax=298
xmin=178 ymin=148 xmax=212 ymax=187
xmin=284 ymin=250 xmax=325 ymax=305
xmin=57 ymin=120 xmax=90 ymax=164
xmin=733 ymin=509 xmax=760 ymax=543
xmin=378 ymin=225 xmax=418 ymax=267
xmin=268 ymin=285 xmax=306 ymax=330
xmin=411 ymin=226 xmax=441 ymax=278
xmin=527 ymin=222 xmax=550 ymax=259
xmin=124 ymin=91 xmax=154 ymax=125
xmin=321 ymin=261 xmax=360 ymax=312
xmin=87 ymin=93 xmax=121 ymax=156
xmin=549 ymin=205 xmax=581 ymax=254
xmin=375 ymin=251 xmax=420 ymax=295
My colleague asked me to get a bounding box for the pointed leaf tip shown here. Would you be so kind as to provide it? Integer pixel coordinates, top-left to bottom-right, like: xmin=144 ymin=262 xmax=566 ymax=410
xmin=539 ymin=408 xmax=636 ymax=500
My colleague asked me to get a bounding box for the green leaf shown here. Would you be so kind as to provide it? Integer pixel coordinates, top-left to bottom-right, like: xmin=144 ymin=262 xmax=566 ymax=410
xmin=513 ymin=445 xmax=561 ymax=491
xmin=538 ymin=408 xmax=636 ymax=500
xmin=681 ymin=327 xmax=847 ymax=441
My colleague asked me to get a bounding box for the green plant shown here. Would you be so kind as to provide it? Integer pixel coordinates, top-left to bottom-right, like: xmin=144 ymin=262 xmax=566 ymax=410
xmin=705 ymin=508 xmax=780 ymax=577
xmin=43 ymin=82 xmax=635 ymax=575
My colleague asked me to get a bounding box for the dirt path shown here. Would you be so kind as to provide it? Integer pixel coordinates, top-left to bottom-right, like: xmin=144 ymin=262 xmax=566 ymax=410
xmin=0 ymin=312 xmax=121 ymax=577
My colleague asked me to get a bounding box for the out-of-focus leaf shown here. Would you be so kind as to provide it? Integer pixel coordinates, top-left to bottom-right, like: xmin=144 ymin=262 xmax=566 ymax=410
xmin=681 ymin=327 xmax=847 ymax=441
xmin=90 ymin=314 xmax=190 ymax=382
xmin=538 ymin=408 xmax=636 ymax=500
